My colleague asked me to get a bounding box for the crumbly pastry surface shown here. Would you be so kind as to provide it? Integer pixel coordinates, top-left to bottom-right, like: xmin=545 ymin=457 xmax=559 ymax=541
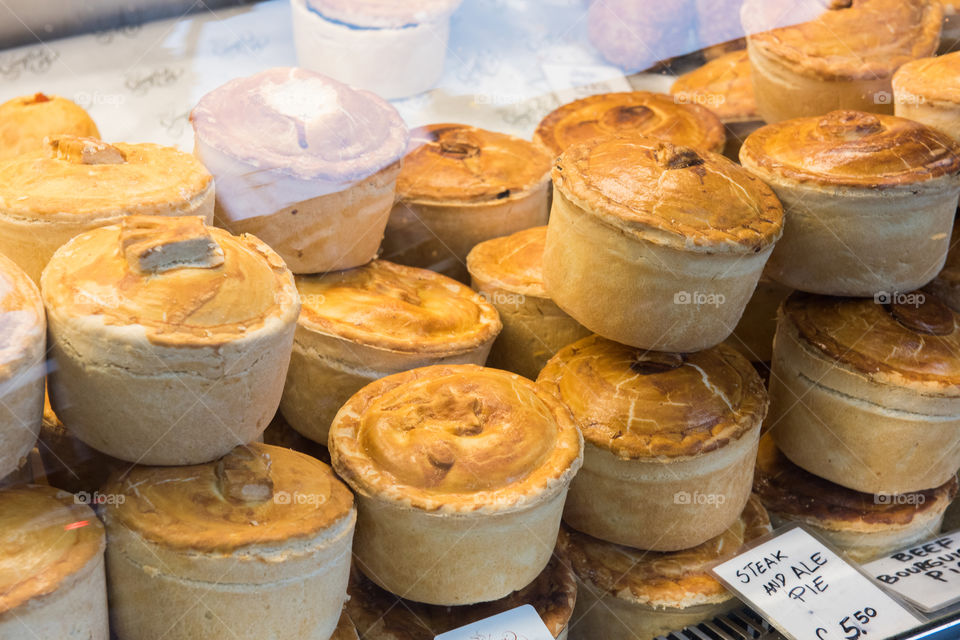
xmin=0 ymin=93 xmax=99 ymax=160
xmin=755 ymin=435 xmax=958 ymax=529
xmin=330 ymin=364 xmax=583 ymax=513
xmin=295 ymin=260 xmax=500 ymax=354
xmin=894 ymin=51 xmax=960 ymax=104
xmin=305 ymin=0 xmax=462 ymax=28
xmin=466 ymin=226 xmax=550 ymax=298
xmin=538 ymin=335 xmax=767 ymax=459
xmin=534 ymin=92 xmax=726 ymax=156
xmin=559 ymin=496 xmax=771 ymax=608
xmin=347 ymin=552 xmax=577 ymax=638
xmin=41 ymin=218 xmax=298 ymax=348
xmin=0 ymin=485 xmax=104 ymax=614
xmin=741 ymin=110 xmax=960 ymax=188
xmin=191 ymin=67 xmax=408 ymax=181
xmin=0 ymin=253 xmax=44 ymax=375
xmin=554 ymin=135 xmax=783 ymax=253
xmin=102 ymin=444 xmax=354 ymax=552
xmin=0 ymin=139 xmax=211 ymax=219
xmin=782 ymin=292 xmax=960 ymax=390
xmin=671 ymin=51 xmax=758 ymax=123
xmin=397 ymin=124 xmax=552 ymax=203
xmin=746 ymin=0 xmax=942 ymax=80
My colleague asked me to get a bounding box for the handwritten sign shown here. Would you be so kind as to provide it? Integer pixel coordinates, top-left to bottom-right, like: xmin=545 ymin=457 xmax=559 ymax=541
xmin=864 ymin=530 xmax=960 ymax=612
xmin=434 ymin=605 xmax=554 ymax=640
xmin=712 ymin=525 xmax=920 ymax=640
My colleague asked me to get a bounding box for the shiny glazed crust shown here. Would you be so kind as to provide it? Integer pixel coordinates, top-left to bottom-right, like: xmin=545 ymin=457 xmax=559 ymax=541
xmin=670 ymin=51 xmax=759 ymax=123
xmin=329 ymin=364 xmax=583 ymax=514
xmin=559 ymin=496 xmax=771 ymax=608
xmin=534 ymin=92 xmax=726 ymax=157
xmin=538 ymin=336 xmax=767 ymax=459
xmin=554 ymin=135 xmax=783 ymax=254
xmin=397 ymin=124 xmax=552 ymax=203
xmin=746 ymin=0 xmax=942 ymax=81
xmin=294 ymin=260 xmax=501 ymax=355
xmin=466 ymin=226 xmax=551 ymax=298
xmin=0 ymin=93 xmax=99 ymax=161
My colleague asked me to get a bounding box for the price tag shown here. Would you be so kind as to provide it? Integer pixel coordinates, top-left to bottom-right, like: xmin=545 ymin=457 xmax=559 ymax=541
xmin=712 ymin=525 xmax=920 ymax=640
xmin=864 ymin=530 xmax=960 ymax=612
xmin=434 ymin=604 xmax=554 ymax=640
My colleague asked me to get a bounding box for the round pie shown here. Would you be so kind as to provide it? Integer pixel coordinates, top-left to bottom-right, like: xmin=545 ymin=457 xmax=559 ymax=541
xmin=0 ymin=92 xmax=99 ymax=161
xmin=893 ymin=52 xmax=960 ymax=142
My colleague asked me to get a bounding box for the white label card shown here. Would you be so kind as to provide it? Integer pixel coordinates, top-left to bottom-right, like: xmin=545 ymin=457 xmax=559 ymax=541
xmin=712 ymin=526 xmax=920 ymax=640
xmin=864 ymin=530 xmax=960 ymax=612
xmin=434 ymin=605 xmax=554 ymax=640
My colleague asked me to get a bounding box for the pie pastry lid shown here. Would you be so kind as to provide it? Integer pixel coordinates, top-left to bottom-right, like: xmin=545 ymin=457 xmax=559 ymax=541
xmin=534 ymin=91 xmax=726 ymax=157
xmin=466 ymin=226 xmax=551 ymax=299
xmin=294 ymin=260 xmax=501 ymax=356
xmin=741 ymin=110 xmax=960 ymax=189
xmin=0 ymin=93 xmax=99 ymax=161
xmin=398 ymin=124 xmax=552 ymax=204
xmin=329 ymin=364 xmax=583 ymax=514
xmin=893 ymin=51 xmax=960 ymax=106
xmin=754 ymin=434 xmax=958 ymax=532
xmin=0 ymin=252 xmax=44 ymax=379
xmin=670 ymin=50 xmax=759 ymax=123
xmin=41 ymin=216 xmax=299 ymax=349
xmin=0 ymin=485 xmax=105 ymax=615
xmin=538 ymin=335 xmax=768 ymax=459
xmin=553 ymin=134 xmax=784 ymax=254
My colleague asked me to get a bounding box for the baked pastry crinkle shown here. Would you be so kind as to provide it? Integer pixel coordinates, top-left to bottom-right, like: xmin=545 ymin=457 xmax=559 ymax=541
xmin=103 ymin=443 xmax=356 ymax=640
xmin=292 ymin=0 xmax=463 ymax=99
xmin=0 ymin=485 xmax=108 ymax=639
xmin=0 ymin=253 xmax=45 ymax=480
xmin=382 ymin=123 xmax=552 ymax=282
xmin=544 ymin=134 xmax=783 ymax=352
xmin=0 ymin=135 xmax=213 ymax=283
xmin=534 ymin=91 xmax=726 ymax=157
xmin=754 ymin=434 xmax=959 ymax=563
xmin=466 ymin=226 xmax=589 ymax=379
xmin=893 ymin=52 xmax=960 ymax=142
xmin=0 ymin=92 xmax=99 ymax=161
xmin=538 ymin=335 xmax=767 ymax=551
xmin=330 ymin=364 xmax=583 ymax=605
xmin=561 ymin=496 xmax=771 ymax=640
xmin=741 ymin=110 xmax=960 ymax=296
xmin=280 ymin=259 xmax=501 ymax=445
xmin=41 ymin=215 xmax=300 ymax=465
xmin=191 ymin=67 xmax=408 ymax=273
xmin=769 ymin=291 xmax=960 ymax=495
xmin=744 ymin=0 xmax=942 ymax=122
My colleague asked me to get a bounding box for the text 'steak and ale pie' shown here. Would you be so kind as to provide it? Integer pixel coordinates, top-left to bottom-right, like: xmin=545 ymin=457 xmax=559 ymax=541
xmin=0 ymin=254 xmax=44 ymax=480
xmin=560 ymin=497 xmax=771 ymax=640
xmin=102 ymin=444 xmax=356 ymax=640
xmin=744 ymin=0 xmax=941 ymax=122
xmin=544 ymin=135 xmax=783 ymax=352
xmin=741 ymin=110 xmax=960 ymax=296
xmin=0 ymin=485 xmax=108 ymax=639
xmin=191 ymin=67 xmax=408 ymax=274
xmin=0 ymin=135 xmax=213 ymax=283
xmin=382 ymin=123 xmax=553 ymax=283
xmin=534 ymin=92 xmax=726 ymax=158
xmin=538 ymin=335 xmax=767 ymax=551
xmin=280 ymin=259 xmax=501 ymax=446
xmin=329 ymin=364 xmax=583 ymax=606
xmin=769 ymin=292 xmax=960 ymax=495
xmin=466 ymin=226 xmax=589 ymax=380
xmin=754 ymin=434 xmax=959 ymax=563
xmin=41 ymin=215 xmax=300 ymax=465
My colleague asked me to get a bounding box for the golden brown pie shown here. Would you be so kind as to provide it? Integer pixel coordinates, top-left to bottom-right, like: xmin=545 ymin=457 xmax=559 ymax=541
xmin=0 ymin=92 xmax=99 ymax=161
xmin=893 ymin=52 xmax=960 ymax=142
